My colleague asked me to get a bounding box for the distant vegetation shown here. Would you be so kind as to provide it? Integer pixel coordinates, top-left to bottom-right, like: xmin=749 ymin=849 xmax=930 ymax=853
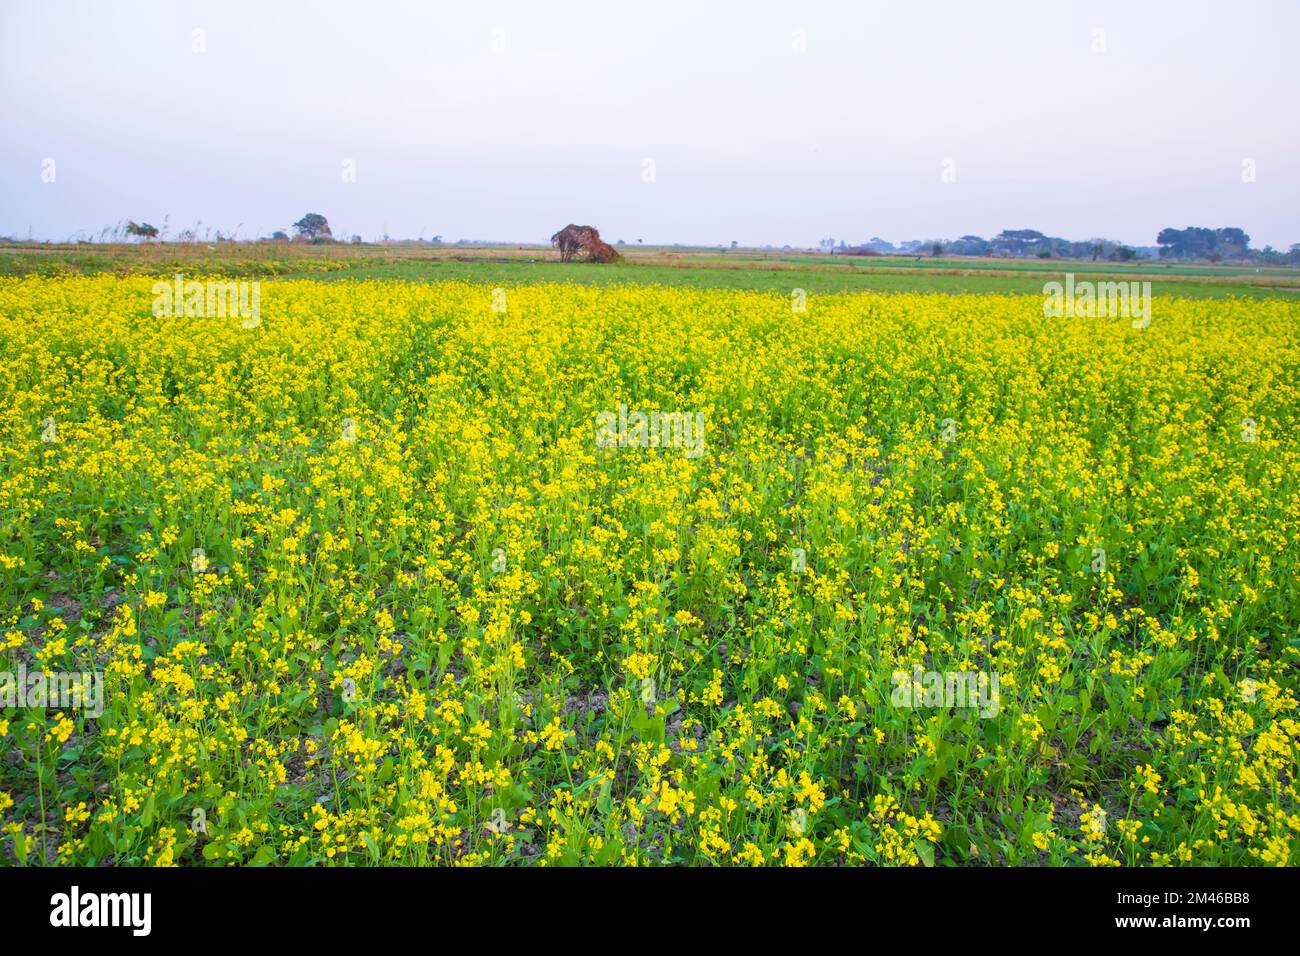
xmin=2 ymin=240 xmax=1297 ymax=300
xmin=7 ymin=212 xmax=1298 ymax=267
xmin=835 ymin=225 xmax=1298 ymax=265
xmin=124 ymin=221 xmax=158 ymax=241
xmin=1153 ymin=226 xmax=1299 ymax=264
xmin=292 ymin=213 xmax=334 ymax=243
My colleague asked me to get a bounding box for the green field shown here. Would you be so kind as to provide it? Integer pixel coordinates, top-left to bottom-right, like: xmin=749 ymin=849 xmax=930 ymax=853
xmin=3 ymin=242 xmax=1298 ymax=299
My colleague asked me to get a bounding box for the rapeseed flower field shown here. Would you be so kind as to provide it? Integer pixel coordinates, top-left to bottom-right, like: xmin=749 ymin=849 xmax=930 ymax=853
xmin=1 ymin=275 xmax=1297 ymax=866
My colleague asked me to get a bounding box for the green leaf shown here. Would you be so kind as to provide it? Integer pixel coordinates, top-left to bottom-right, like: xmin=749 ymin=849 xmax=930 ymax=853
xmin=250 ymin=845 xmax=277 ymax=866
xmin=141 ymin=793 xmax=156 ymax=827
xmin=915 ymin=839 xmax=935 ymax=867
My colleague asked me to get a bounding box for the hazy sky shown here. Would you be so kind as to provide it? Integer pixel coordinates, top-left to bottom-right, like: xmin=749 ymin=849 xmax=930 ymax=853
xmin=2 ymin=0 xmax=1297 ymax=248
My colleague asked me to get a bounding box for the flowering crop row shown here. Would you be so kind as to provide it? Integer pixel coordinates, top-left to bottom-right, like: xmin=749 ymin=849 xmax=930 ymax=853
xmin=0 ymin=276 xmax=1296 ymax=865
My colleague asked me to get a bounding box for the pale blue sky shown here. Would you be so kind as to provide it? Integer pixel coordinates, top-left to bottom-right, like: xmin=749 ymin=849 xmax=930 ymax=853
xmin=2 ymin=0 xmax=1296 ymax=247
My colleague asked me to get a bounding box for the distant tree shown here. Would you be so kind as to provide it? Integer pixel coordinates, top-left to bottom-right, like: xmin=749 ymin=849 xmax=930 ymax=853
xmin=731 ymin=240 xmax=738 ymax=249
xmin=125 ymin=221 xmax=159 ymax=241
xmin=992 ymin=229 xmax=1047 ymax=257
xmin=1215 ymin=227 xmax=1250 ymax=258
xmin=1111 ymin=245 xmax=1137 ymax=261
xmin=293 ymin=213 xmax=332 ymax=241
xmin=946 ymin=235 xmax=990 ymax=256
xmin=1157 ymin=226 xmax=1250 ymax=260
xmin=1157 ymin=227 xmax=1188 ymax=258
xmin=1091 ymin=241 xmax=1104 ymax=261
xmin=270 ymin=230 xmax=289 ymax=241
xmin=931 ymin=242 xmax=944 ymax=257
xmin=1258 ymin=244 xmax=1300 ymax=265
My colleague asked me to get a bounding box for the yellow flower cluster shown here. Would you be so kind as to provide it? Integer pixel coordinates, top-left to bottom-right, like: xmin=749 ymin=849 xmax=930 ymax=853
xmin=0 ymin=275 xmax=1296 ymax=866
